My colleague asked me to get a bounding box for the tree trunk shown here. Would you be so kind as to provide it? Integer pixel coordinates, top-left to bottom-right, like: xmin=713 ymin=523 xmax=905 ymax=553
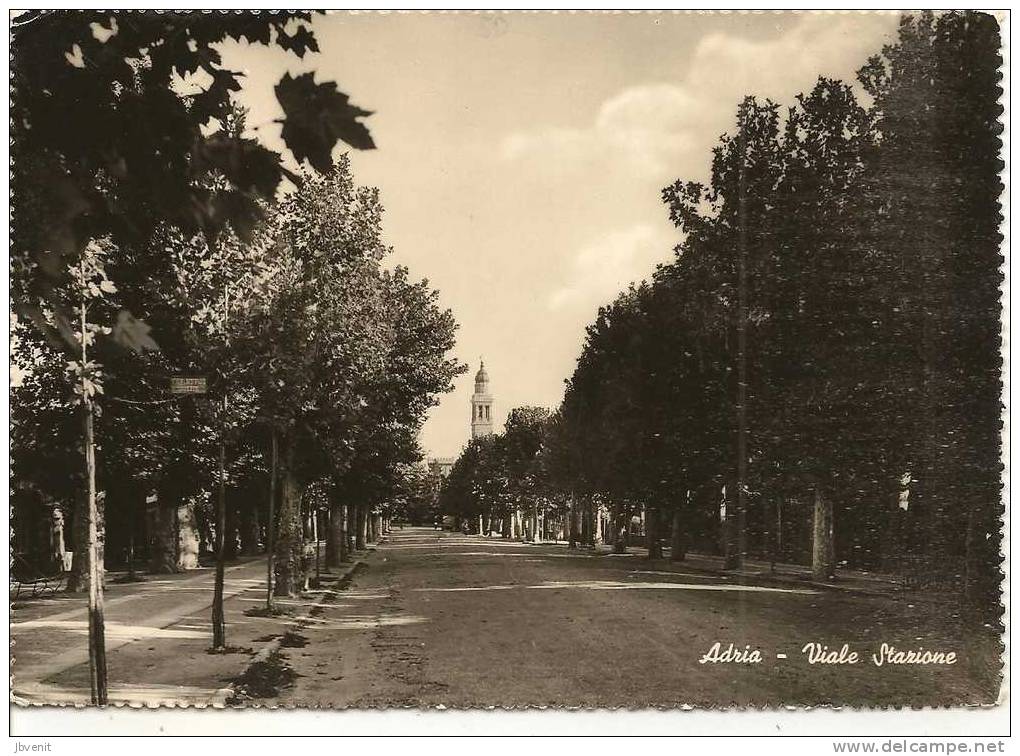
xmin=963 ymin=493 xmax=1000 ymax=622
xmin=266 ymin=430 xmax=278 ymax=611
xmin=585 ymin=499 xmax=597 ymax=547
xmin=69 ymin=490 xmax=105 ymax=592
xmin=224 ymin=491 xmax=239 ymax=561
xmin=240 ymin=499 xmax=260 ymax=556
xmin=647 ymin=505 xmax=663 ymax=560
xmin=612 ymin=500 xmax=626 ymax=554
xmin=326 ymin=494 xmax=344 ymax=568
xmin=579 ymin=500 xmax=590 ymax=547
xmin=766 ymin=494 xmax=782 ymax=573
xmin=303 ymin=505 xmax=314 ymax=543
xmin=83 ymin=402 xmax=107 ymax=704
xmin=770 ymin=494 xmax=784 ymax=571
xmin=340 ymin=504 xmax=350 ymax=560
xmin=147 ymin=492 xmax=178 ymax=576
xmin=568 ymin=492 xmax=578 ymax=549
xmin=313 ymin=509 xmax=322 ymax=586
xmin=355 ymin=504 xmax=367 ymax=550
xmin=125 ymin=490 xmax=137 ymax=580
xmin=812 ymin=485 xmax=835 ymax=581
xmin=670 ymin=492 xmax=687 ymax=562
xmin=723 ymin=473 xmax=744 ymax=570
xmin=274 ymin=437 xmax=304 ymax=597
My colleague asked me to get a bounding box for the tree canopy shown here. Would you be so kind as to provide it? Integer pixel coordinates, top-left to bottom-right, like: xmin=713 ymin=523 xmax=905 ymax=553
xmin=11 ymin=11 xmax=376 ymax=355
xmin=435 ymin=11 xmax=1003 ymax=617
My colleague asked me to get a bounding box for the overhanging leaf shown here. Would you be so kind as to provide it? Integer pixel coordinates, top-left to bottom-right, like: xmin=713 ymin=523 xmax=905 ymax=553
xmin=278 ymin=25 xmax=319 ymax=58
xmin=275 ymin=72 xmax=375 ymax=173
xmin=112 ymin=309 xmax=160 ymax=354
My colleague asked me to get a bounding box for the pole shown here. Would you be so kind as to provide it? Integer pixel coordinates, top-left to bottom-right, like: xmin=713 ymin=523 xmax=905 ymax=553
xmin=267 ymin=430 xmax=277 ymax=611
xmin=211 ymin=281 xmax=229 ymax=649
xmin=730 ymin=105 xmax=750 ymax=570
xmin=80 ymin=257 xmax=107 ymax=705
xmin=211 ymin=426 xmax=227 ymax=649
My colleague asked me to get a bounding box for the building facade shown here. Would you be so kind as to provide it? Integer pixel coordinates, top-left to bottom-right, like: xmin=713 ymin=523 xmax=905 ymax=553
xmin=428 ymin=457 xmax=455 ymax=479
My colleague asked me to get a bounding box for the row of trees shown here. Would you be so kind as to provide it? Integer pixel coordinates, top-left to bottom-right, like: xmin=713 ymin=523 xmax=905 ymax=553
xmin=12 ymin=157 xmax=463 ymax=596
xmin=439 ymin=407 xmax=553 ymax=539
xmin=11 ymin=12 xmax=464 ymax=703
xmin=438 ymin=12 xmax=1003 ymax=619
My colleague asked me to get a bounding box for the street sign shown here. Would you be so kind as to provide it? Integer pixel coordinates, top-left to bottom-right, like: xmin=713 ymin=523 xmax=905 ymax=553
xmin=169 ymin=376 xmax=207 ymax=395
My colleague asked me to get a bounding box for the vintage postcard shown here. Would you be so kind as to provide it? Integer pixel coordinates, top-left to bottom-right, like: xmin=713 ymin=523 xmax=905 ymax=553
xmin=8 ymin=8 xmax=1007 ymax=723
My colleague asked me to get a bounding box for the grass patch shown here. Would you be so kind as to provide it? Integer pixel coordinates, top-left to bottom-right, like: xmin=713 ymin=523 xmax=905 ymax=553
xmin=243 ymin=606 xmax=294 ymax=619
xmin=227 ymin=651 xmax=299 ymax=702
xmin=336 ymin=564 xmax=362 ymax=591
xmin=279 ymin=631 xmax=308 ymax=649
xmin=206 ymin=645 xmax=255 ymax=656
xmin=111 ymin=573 xmax=148 ymax=584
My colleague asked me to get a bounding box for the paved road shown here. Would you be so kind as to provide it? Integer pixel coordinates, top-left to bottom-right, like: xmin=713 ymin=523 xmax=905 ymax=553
xmin=11 ymin=557 xmax=271 ymax=705
xmin=277 ymin=528 xmax=998 ymax=708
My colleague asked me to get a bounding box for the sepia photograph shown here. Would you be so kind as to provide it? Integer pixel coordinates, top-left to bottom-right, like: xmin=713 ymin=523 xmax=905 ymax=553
xmin=7 ymin=7 xmax=1007 ymax=734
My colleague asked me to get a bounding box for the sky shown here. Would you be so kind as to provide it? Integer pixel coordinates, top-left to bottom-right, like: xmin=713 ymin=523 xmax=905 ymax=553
xmin=224 ymin=11 xmax=901 ymax=459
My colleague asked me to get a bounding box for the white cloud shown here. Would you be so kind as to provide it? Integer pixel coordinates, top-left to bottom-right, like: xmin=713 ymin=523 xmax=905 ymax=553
xmin=549 ymin=223 xmax=677 ymax=311
xmin=500 ymin=13 xmax=899 ymax=182
xmin=502 ymin=83 xmax=722 ymax=180
xmin=686 ymin=12 xmax=898 ymax=105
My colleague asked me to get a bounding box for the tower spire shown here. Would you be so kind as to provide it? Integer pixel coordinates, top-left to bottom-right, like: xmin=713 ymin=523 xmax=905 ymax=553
xmin=471 ymin=359 xmax=493 ymax=439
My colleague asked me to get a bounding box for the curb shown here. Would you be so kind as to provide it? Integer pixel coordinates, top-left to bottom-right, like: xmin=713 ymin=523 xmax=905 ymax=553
xmin=210 ymin=557 xmax=365 ymax=707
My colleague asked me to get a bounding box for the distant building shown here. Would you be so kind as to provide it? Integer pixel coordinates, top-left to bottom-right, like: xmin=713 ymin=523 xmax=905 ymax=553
xmin=428 ymin=457 xmax=455 ymax=479
xmin=470 ymin=360 xmax=494 ymax=439
xmin=427 ymin=361 xmax=495 ymax=479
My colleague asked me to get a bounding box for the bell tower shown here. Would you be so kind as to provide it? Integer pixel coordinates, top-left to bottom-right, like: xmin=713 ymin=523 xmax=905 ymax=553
xmin=470 ymin=360 xmax=494 ymax=439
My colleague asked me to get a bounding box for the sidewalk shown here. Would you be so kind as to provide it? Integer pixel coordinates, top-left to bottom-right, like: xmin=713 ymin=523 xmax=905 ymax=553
xmin=11 ymin=548 xmax=368 ymax=707
xmin=591 ymin=543 xmax=910 ymax=597
xmin=465 ymin=533 xmax=909 ymax=597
